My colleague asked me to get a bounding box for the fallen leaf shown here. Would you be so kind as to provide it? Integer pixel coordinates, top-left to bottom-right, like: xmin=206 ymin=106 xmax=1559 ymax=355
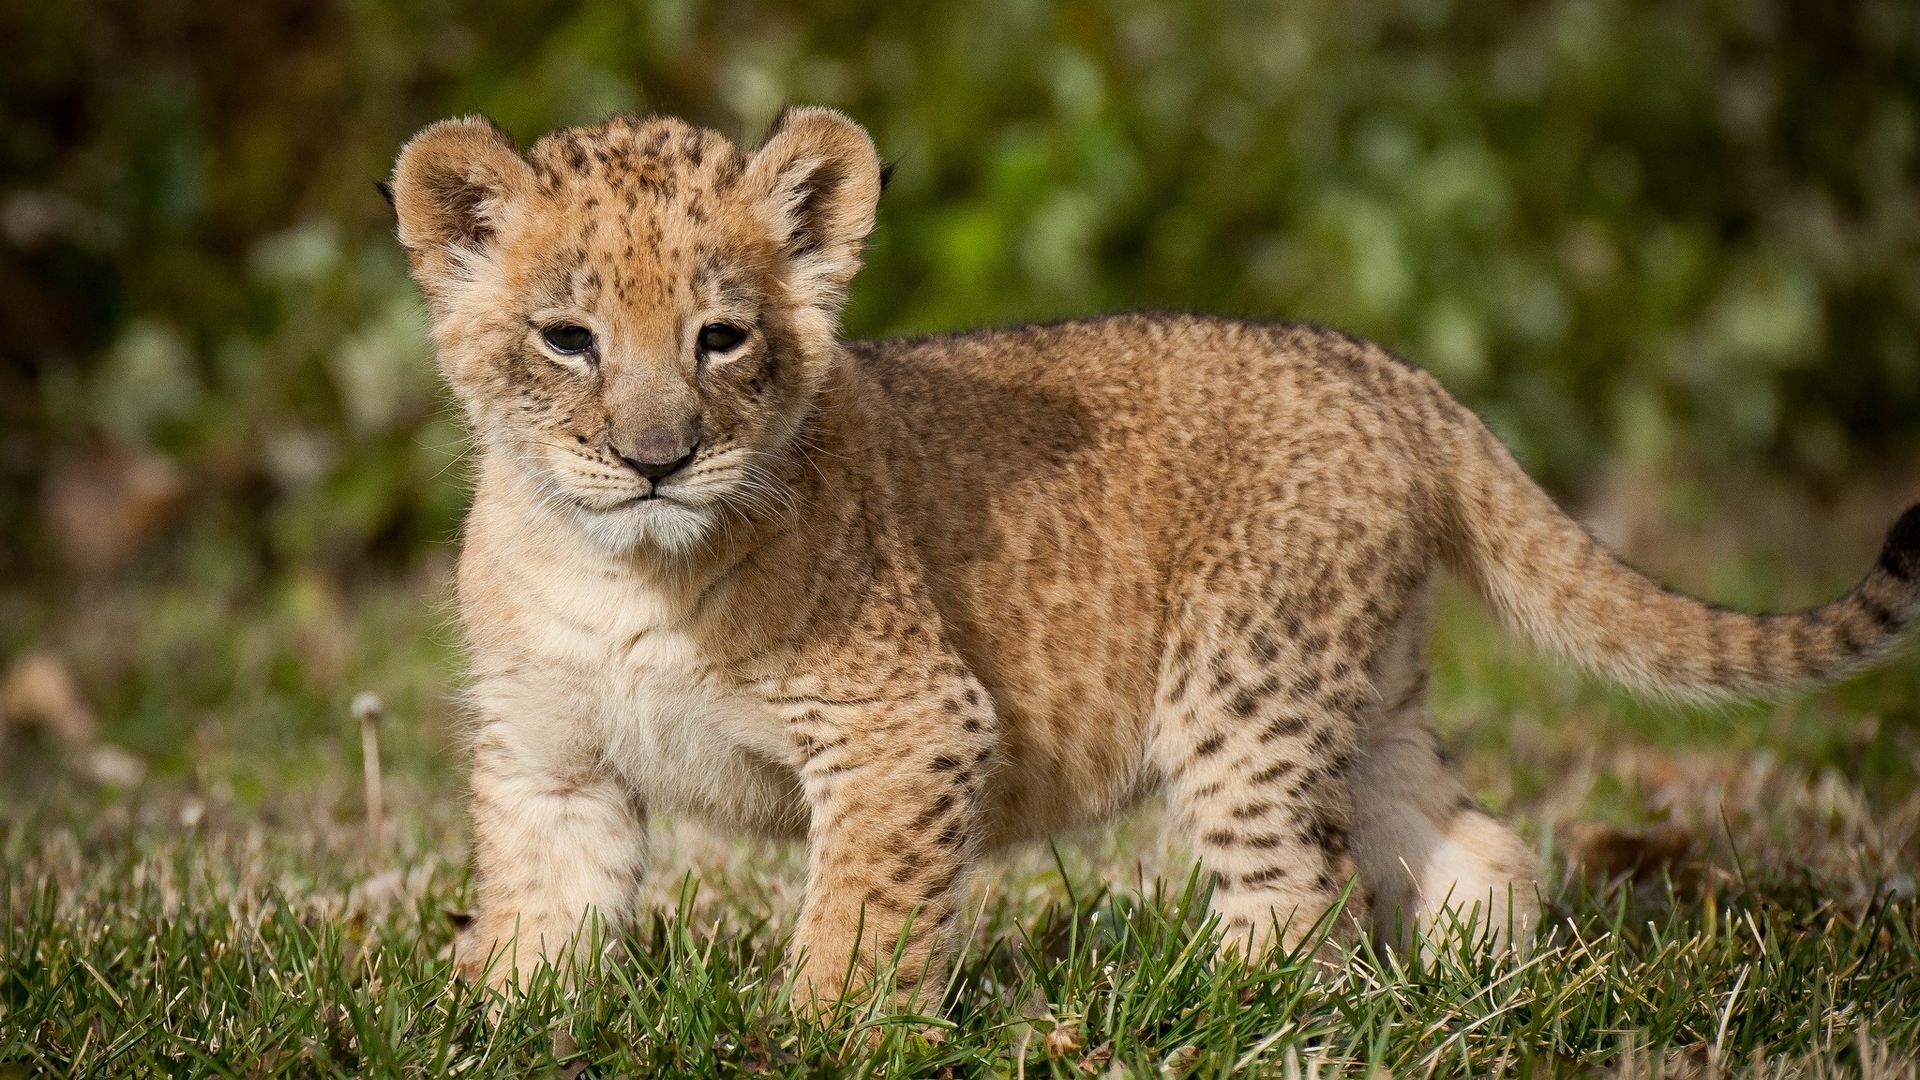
xmin=1079 ymin=1039 xmax=1114 ymax=1074
xmin=81 ymin=744 xmax=145 ymax=787
xmin=42 ymin=445 xmax=185 ymax=574
xmin=554 ymin=1027 xmax=586 ymax=1079
xmin=2 ymin=651 xmax=97 ymax=743
xmin=1559 ymin=821 xmax=1694 ymax=884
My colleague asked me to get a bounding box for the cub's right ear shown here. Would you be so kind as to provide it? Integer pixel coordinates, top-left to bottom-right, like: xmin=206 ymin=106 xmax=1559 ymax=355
xmin=388 ymin=117 xmax=532 ymax=288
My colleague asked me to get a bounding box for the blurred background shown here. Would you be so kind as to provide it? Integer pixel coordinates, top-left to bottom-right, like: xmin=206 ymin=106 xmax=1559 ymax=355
xmin=3 ymin=0 xmax=1919 ymax=817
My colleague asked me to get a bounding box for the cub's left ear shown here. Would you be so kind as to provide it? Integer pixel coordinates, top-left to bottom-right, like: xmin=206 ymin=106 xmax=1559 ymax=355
xmin=744 ymin=107 xmax=884 ymax=300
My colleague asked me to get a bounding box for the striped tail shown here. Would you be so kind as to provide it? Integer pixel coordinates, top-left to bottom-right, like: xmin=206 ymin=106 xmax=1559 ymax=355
xmin=1436 ymin=410 xmax=1920 ymax=702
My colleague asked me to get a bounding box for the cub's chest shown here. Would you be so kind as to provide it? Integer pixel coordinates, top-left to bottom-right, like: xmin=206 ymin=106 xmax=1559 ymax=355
xmin=594 ymin=627 xmax=786 ymax=763
xmin=520 ymin=574 xmax=801 ymax=824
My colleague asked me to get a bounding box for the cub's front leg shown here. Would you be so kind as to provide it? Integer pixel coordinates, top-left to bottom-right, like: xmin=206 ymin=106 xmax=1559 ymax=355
xmin=458 ymin=710 xmax=647 ymax=991
xmin=784 ymin=679 xmax=998 ymax=1010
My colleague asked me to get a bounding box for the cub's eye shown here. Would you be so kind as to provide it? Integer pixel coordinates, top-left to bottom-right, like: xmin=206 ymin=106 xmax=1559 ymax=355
xmin=698 ymin=323 xmax=747 ymax=354
xmin=542 ymin=324 xmax=594 ymax=355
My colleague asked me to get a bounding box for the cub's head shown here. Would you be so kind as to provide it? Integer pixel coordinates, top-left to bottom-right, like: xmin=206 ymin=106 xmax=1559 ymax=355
xmin=388 ymin=108 xmax=882 ymax=552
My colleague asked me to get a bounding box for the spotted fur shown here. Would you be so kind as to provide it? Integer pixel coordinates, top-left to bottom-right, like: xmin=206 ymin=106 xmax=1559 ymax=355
xmin=388 ymin=108 xmax=1920 ymax=1003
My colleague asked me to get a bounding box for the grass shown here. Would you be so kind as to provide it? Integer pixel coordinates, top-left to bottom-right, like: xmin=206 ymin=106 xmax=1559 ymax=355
xmin=5 ymin=793 xmax=1919 ymax=1077
xmin=6 ymin=470 xmax=1920 ymax=1077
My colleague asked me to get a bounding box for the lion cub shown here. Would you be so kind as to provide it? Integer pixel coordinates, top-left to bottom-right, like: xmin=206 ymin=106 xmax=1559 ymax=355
xmin=387 ymin=107 xmax=1920 ymax=1003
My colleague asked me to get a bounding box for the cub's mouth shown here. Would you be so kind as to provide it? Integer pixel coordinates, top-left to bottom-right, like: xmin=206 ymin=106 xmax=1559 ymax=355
xmin=566 ymin=484 xmax=679 ymax=514
xmin=610 ymin=481 xmax=715 ymax=513
xmin=607 ymin=489 xmax=671 ymax=508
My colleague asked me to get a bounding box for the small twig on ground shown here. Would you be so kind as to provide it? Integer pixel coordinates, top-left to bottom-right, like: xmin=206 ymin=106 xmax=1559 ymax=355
xmin=352 ymin=691 xmax=385 ymax=848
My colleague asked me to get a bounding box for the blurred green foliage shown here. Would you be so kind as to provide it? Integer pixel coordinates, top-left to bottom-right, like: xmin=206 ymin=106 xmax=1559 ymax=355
xmin=3 ymin=0 xmax=1919 ymax=591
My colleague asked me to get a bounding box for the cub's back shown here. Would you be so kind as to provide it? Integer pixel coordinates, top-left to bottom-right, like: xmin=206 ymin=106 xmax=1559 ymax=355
xmin=848 ymin=312 xmax=1443 ymax=566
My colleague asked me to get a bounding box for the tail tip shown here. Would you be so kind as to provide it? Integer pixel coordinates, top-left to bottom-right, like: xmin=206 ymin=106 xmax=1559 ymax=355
xmin=1877 ymin=502 xmax=1920 ymax=582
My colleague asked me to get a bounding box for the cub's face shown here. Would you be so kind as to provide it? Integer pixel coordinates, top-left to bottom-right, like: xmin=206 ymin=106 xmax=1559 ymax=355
xmin=389 ymin=109 xmax=882 ymax=552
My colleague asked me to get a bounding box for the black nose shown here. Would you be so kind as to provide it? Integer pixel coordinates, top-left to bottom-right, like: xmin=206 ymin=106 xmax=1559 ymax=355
xmin=617 ymin=442 xmax=698 ymax=481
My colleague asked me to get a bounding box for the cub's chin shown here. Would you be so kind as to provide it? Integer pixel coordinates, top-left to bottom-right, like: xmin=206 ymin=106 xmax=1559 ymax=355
xmin=573 ymin=495 xmax=717 ymax=556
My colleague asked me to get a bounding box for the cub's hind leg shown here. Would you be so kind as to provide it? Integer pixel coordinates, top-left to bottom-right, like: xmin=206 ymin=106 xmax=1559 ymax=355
xmin=1151 ymin=618 xmax=1371 ymax=961
xmin=1349 ymin=590 xmax=1542 ymax=955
